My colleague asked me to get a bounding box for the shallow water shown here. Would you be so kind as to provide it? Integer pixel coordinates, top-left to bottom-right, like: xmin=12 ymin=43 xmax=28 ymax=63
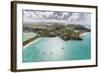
xmin=23 ymin=32 xmax=37 ymax=41
xmin=23 ymin=32 xmax=91 ymax=62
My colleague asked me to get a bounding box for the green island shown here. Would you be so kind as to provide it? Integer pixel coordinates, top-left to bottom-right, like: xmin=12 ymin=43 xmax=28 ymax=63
xmin=23 ymin=23 xmax=90 ymax=46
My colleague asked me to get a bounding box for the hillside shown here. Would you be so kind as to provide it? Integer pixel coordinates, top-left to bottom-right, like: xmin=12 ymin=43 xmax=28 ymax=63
xmin=23 ymin=23 xmax=91 ymax=41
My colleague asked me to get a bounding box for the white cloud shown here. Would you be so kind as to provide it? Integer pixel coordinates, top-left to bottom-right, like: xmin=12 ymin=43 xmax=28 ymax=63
xmin=23 ymin=10 xmax=91 ymax=28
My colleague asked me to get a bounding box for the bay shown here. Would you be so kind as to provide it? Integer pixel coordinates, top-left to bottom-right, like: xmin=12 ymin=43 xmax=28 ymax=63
xmin=23 ymin=32 xmax=91 ymax=62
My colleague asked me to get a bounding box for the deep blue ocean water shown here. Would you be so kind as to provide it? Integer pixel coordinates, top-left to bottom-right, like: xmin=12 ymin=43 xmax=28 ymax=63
xmin=23 ymin=32 xmax=91 ymax=62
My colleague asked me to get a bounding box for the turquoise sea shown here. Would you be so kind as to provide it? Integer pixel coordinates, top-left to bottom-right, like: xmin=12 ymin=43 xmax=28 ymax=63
xmin=23 ymin=32 xmax=91 ymax=62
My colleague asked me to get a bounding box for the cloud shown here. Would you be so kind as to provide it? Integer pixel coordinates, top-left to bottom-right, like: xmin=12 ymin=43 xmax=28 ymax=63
xmin=23 ymin=10 xmax=91 ymax=26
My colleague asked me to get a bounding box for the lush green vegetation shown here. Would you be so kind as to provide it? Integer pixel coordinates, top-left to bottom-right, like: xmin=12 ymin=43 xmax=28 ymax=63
xmin=23 ymin=23 xmax=91 ymax=46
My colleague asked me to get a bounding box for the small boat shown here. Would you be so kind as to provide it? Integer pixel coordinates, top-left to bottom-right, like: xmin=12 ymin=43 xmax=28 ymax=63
xmin=62 ymin=48 xmax=64 ymax=49
xmin=50 ymin=51 xmax=53 ymax=54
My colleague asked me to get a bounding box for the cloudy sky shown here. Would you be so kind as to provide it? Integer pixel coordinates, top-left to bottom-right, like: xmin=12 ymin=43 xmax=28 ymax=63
xmin=23 ymin=10 xmax=91 ymax=27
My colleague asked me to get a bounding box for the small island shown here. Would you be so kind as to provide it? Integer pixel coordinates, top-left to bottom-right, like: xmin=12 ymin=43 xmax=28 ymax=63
xmin=23 ymin=22 xmax=91 ymax=46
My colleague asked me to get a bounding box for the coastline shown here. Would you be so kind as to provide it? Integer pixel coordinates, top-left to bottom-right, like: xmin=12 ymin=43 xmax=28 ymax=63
xmin=23 ymin=37 xmax=42 ymax=49
xmin=23 ymin=32 xmax=90 ymax=49
xmin=80 ymin=32 xmax=90 ymax=37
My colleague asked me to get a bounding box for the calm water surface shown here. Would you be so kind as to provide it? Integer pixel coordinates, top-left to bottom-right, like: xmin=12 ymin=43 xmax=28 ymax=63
xmin=23 ymin=32 xmax=91 ymax=62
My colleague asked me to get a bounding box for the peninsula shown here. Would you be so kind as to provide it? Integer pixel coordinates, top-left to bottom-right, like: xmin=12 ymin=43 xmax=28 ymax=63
xmin=23 ymin=22 xmax=90 ymax=46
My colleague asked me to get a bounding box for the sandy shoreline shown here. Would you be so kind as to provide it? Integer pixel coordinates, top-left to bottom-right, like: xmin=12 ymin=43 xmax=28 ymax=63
xmin=80 ymin=32 xmax=89 ymax=37
xmin=23 ymin=37 xmax=42 ymax=49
